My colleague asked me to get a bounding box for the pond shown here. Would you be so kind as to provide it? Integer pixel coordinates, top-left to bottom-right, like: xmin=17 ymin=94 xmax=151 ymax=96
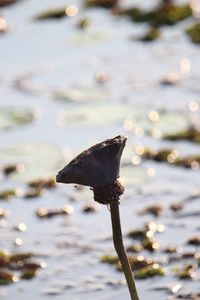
xmin=0 ymin=0 xmax=200 ymax=299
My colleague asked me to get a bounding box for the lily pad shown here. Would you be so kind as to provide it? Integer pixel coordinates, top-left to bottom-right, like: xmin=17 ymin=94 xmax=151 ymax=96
xmin=53 ymin=83 xmax=109 ymax=103
xmin=0 ymin=107 xmax=37 ymax=130
xmin=58 ymin=102 xmax=134 ymax=127
xmin=0 ymin=143 xmax=66 ymax=182
xmin=136 ymin=110 xmax=189 ymax=137
xmin=59 ymin=103 xmax=188 ymax=137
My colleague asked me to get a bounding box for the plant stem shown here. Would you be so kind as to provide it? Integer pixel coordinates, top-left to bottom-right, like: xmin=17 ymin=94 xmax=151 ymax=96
xmin=110 ymin=202 xmax=139 ymax=300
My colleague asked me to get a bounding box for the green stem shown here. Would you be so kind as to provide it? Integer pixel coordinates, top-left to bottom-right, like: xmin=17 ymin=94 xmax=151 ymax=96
xmin=110 ymin=202 xmax=139 ymax=300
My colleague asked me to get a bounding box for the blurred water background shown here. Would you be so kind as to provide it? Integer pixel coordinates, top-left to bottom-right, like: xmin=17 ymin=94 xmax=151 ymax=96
xmin=0 ymin=0 xmax=200 ymax=299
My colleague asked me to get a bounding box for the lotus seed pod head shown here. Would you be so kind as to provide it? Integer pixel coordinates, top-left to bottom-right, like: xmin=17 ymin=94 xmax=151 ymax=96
xmin=56 ymin=135 xmax=127 ymax=188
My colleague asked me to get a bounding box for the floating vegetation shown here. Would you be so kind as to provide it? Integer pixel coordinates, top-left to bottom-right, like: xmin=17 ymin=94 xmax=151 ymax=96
xmin=36 ymin=205 xmax=74 ymax=219
xmin=138 ymin=204 xmax=163 ymax=217
xmin=168 ymin=251 xmax=200 ymax=263
xmin=0 ymin=250 xmax=45 ymax=285
xmin=21 ymin=267 xmax=39 ymax=280
xmin=187 ymin=236 xmax=200 ymax=246
xmin=24 ymin=188 xmax=43 ymax=199
xmin=53 ymin=84 xmax=109 ymax=103
xmin=101 ymin=255 xmax=119 ymax=265
xmin=176 ymin=264 xmax=197 ymax=280
xmin=0 ymin=143 xmax=66 ymax=182
xmin=0 ymin=107 xmax=37 ymax=130
xmin=170 ymin=202 xmax=184 ymax=212
xmin=58 ymin=103 xmax=132 ymax=127
xmin=142 ymin=148 xmax=200 ymax=169
xmin=142 ymin=237 xmax=160 ymax=252
xmin=116 ymin=3 xmax=192 ymax=27
xmin=151 ymin=282 xmax=182 ymax=294
xmin=128 ymin=229 xmax=147 ymax=240
xmin=82 ymin=204 xmax=98 ymax=213
xmin=0 ymin=251 xmax=33 ymax=266
xmin=128 ymin=223 xmax=164 ymax=253
xmin=0 ymin=270 xmax=17 ymax=285
xmin=164 ymin=246 xmax=182 ymax=254
xmin=77 ymin=17 xmax=90 ymax=30
xmin=164 ymin=126 xmax=200 ymax=144
xmin=126 ymin=245 xmax=143 ymax=253
xmin=101 ymin=254 xmax=158 ymax=273
xmin=125 ymin=256 xmax=157 ymax=272
xmin=2 ymin=164 xmax=24 ymax=176
xmin=0 ymin=187 xmax=43 ymax=201
xmin=128 ymin=222 xmax=165 ymax=240
xmin=21 ymin=270 xmax=36 ymax=280
xmin=0 ymin=0 xmax=19 ymax=7
xmin=85 ymin=0 xmax=118 ymax=9
xmin=35 ymin=5 xmax=78 ymax=20
xmin=0 ymin=189 xmax=22 ymax=201
xmin=28 ymin=177 xmax=56 ymax=189
xmin=186 ymin=22 xmax=200 ymax=44
xmin=137 ymin=27 xmax=160 ymax=42
xmin=134 ymin=264 xmax=166 ymax=279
